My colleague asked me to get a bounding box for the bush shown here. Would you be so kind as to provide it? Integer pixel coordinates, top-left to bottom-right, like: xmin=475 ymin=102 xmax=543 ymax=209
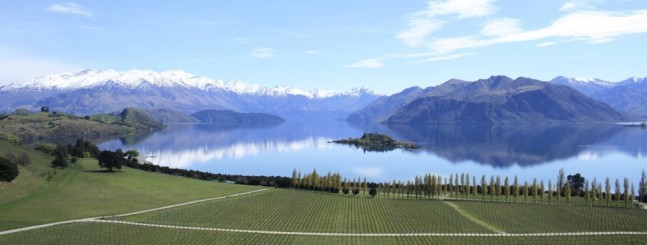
xmin=35 ymin=144 xmax=57 ymax=155
xmin=0 ymin=157 xmax=19 ymax=182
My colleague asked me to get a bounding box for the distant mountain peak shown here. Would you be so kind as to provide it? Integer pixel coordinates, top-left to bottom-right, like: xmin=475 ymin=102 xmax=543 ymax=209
xmin=0 ymin=68 xmax=380 ymax=99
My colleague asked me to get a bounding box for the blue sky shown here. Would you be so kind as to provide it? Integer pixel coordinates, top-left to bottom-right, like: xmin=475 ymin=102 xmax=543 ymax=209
xmin=1 ymin=0 xmax=646 ymax=94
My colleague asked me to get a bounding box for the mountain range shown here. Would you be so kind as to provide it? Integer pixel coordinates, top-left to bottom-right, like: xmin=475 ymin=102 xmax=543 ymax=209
xmin=2 ymin=69 xmax=646 ymax=124
xmin=550 ymin=76 xmax=647 ymax=118
xmin=350 ymin=76 xmax=632 ymax=124
xmin=0 ymin=69 xmax=381 ymax=121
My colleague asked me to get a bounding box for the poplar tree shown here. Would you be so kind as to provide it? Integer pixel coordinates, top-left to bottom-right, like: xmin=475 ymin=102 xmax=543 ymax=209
xmin=392 ymin=179 xmax=397 ymax=198
xmin=606 ymin=177 xmax=612 ymax=207
xmin=465 ymin=174 xmax=470 ymax=200
xmin=631 ymin=183 xmax=636 ymax=205
xmin=291 ymin=169 xmax=299 ymax=188
xmin=514 ymin=176 xmax=520 ymax=202
xmin=584 ymin=180 xmax=590 ymax=206
xmin=504 ymin=176 xmax=510 ymax=202
xmin=565 ymin=181 xmax=572 ymax=204
xmin=489 ymin=176 xmax=495 ymax=201
xmin=523 ymin=181 xmax=529 ymax=203
xmin=362 ymin=177 xmax=368 ymax=196
xmin=591 ymin=179 xmax=597 ymax=206
xmin=624 ymin=178 xmax=630 ymax=208
xmin=548 ymin=180 xmax=553 ymax=204
xmin=496 ymin=176 xmax=501 ymax=200
xmin=449 ymin=175 xmax=454 ymax=197
xmin=532 ymin=178 xmax=538 ymax=203
xmin=539 ymin=180 xmax=545 ymax=204
xmin=481 ymin=175 xmax=487 ymax=199
xmin=615 ymin=178 xmax=621 ymax=206
xmin=472 ymin=176 xmax=478 ymax=196
xmin=640 ymin=170 xmax=647 ymax=203
xmin=460 ymin=173 xmax=465 ymax=198
xmin=454 ymin=173 xmax=459 ymax=195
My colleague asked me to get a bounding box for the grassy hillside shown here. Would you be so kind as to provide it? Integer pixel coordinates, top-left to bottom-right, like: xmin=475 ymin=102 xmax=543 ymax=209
xmin=0 ymin=111 xmax=157 ymax=145
xmin=0 ymin=140 xmax=62 ymax=203
xmin=0 ymin=141 xmax=262 ymax=231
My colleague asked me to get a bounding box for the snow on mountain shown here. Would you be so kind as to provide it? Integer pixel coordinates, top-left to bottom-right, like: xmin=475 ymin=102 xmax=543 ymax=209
xmin=0 ymin=69 xmax=379 ymax=99
xmin=551 ymin=76 xmax=615 ymax=87
xmin=619 ymin=77 xmax=647 ymax=85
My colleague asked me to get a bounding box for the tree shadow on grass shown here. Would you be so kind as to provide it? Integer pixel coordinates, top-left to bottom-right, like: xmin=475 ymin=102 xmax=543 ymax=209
xmin=83 ymin=169 xmax=124 ymax=174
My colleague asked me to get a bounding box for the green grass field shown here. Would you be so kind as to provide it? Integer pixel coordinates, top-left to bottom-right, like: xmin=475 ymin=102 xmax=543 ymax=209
xmin=0 ymin=141 xmax=262 ymax=231
xmin=118 ymin=189 xmax=647 ymax=234
xmin=0 ymin=222 xmax=644 ymax=245
xmin=2 ymin=140 xmax=647 ymax=244
xmin=121 ymin=189 xmax=489 ymax=233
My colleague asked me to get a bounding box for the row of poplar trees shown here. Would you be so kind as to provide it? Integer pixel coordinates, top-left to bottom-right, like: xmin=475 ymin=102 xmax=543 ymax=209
xmin=292 ymin=168 xmax=641 ymax=208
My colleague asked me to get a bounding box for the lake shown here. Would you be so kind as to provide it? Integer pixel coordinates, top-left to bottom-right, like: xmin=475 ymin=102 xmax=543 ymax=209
xmin=99 ymin=122 xmax=647 ymax=186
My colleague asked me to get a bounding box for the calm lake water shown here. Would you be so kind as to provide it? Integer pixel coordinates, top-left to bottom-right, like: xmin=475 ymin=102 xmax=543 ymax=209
xmin=99 ymin=122 xmax=647 ymax=185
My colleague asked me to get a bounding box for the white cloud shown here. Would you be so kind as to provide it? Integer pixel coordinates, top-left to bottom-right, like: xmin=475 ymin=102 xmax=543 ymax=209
xmin=537 ymin=41 xmax=558 ymax=47
xmin=413 ymin=52 xmax=476 ymax=63
xmin=397 ymin=0 xmax=497 ymax=47
xmin=46 ymin=3 xmax=93 ymax=17
xmin=559 ymin=0 xmax=601 ymax=12
xmin=481 ymin=18 xmax=522 ymax=36
xmin=347 ymin=58 xmax=385 ymax=68
xmin=305 ymin=50 xmax=321 ymax=55
xmin=427 ymin=10 xmax=647 ymax=54
xmin=250 ymin=47 xmax=275 ymax=59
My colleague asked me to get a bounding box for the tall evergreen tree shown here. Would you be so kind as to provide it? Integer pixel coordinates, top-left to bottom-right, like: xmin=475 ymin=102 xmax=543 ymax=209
xmin=591 ymin=179 xmax=597 ymax=206
xmin=472 ymin=176 xmax=478 ymax=196
xmin=496 ymin=176 xmax=501 ymax=200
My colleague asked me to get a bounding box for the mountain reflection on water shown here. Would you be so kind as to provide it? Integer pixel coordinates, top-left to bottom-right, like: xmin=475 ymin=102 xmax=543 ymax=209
xmin=386 ymin=124 xmax=626 ymax=167
xmin=99 ymin=121 xmax=647 ymax=170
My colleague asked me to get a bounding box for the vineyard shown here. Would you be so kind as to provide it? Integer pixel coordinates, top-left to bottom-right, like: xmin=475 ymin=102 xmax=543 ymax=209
xmin=1 ymin=188 xmax=647 ymax=244
xmin=1 ymin=222 xmax=644 ymax=244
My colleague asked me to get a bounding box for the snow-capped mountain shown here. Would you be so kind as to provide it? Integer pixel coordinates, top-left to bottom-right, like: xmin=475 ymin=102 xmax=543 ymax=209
xmin=0 ymin=69 xmax=375 ymax=99
xmin=0 ymin=69 xmax=383 ymax=121
xmin=550 ymin=76 xmax=615 ymax=96
xmin=551 ymin=76 xmax=647 ymax=118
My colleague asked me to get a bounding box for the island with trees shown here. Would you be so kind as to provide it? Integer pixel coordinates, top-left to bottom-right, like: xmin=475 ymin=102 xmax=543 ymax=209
xmin=331 ymin=133 xmax=420 ymax=152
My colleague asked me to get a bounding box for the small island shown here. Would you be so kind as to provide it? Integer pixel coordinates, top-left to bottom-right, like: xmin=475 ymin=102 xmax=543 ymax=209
xmin=331 ymin=133 xmax=420 ymax=152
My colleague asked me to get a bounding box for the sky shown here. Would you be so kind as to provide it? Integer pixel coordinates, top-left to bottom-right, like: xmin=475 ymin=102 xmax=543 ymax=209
xmin=1 ymin=0 xmax=646 ymax=94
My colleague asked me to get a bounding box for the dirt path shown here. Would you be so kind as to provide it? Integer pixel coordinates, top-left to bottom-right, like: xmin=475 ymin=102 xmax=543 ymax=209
xmin=443 ymin=201 xmax=505 ymax=234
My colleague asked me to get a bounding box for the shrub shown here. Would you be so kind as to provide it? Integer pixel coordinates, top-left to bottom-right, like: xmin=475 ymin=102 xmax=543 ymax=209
xmin=0 ymin=157 xmax=19 ymax=182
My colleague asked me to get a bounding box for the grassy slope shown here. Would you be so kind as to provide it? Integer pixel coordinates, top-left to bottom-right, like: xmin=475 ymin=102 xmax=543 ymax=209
xmin=0 ymin=143 xmax=262 ymax=231
xmin=0 ymin=141 xmax=60 ymax=203
xmin=1 ymin=223 xmax=643 ymax=245
xmin=123 ymin=189 xmax=489 ymax=233
xmin=121 ymin=189 xmax=647 ymax=234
